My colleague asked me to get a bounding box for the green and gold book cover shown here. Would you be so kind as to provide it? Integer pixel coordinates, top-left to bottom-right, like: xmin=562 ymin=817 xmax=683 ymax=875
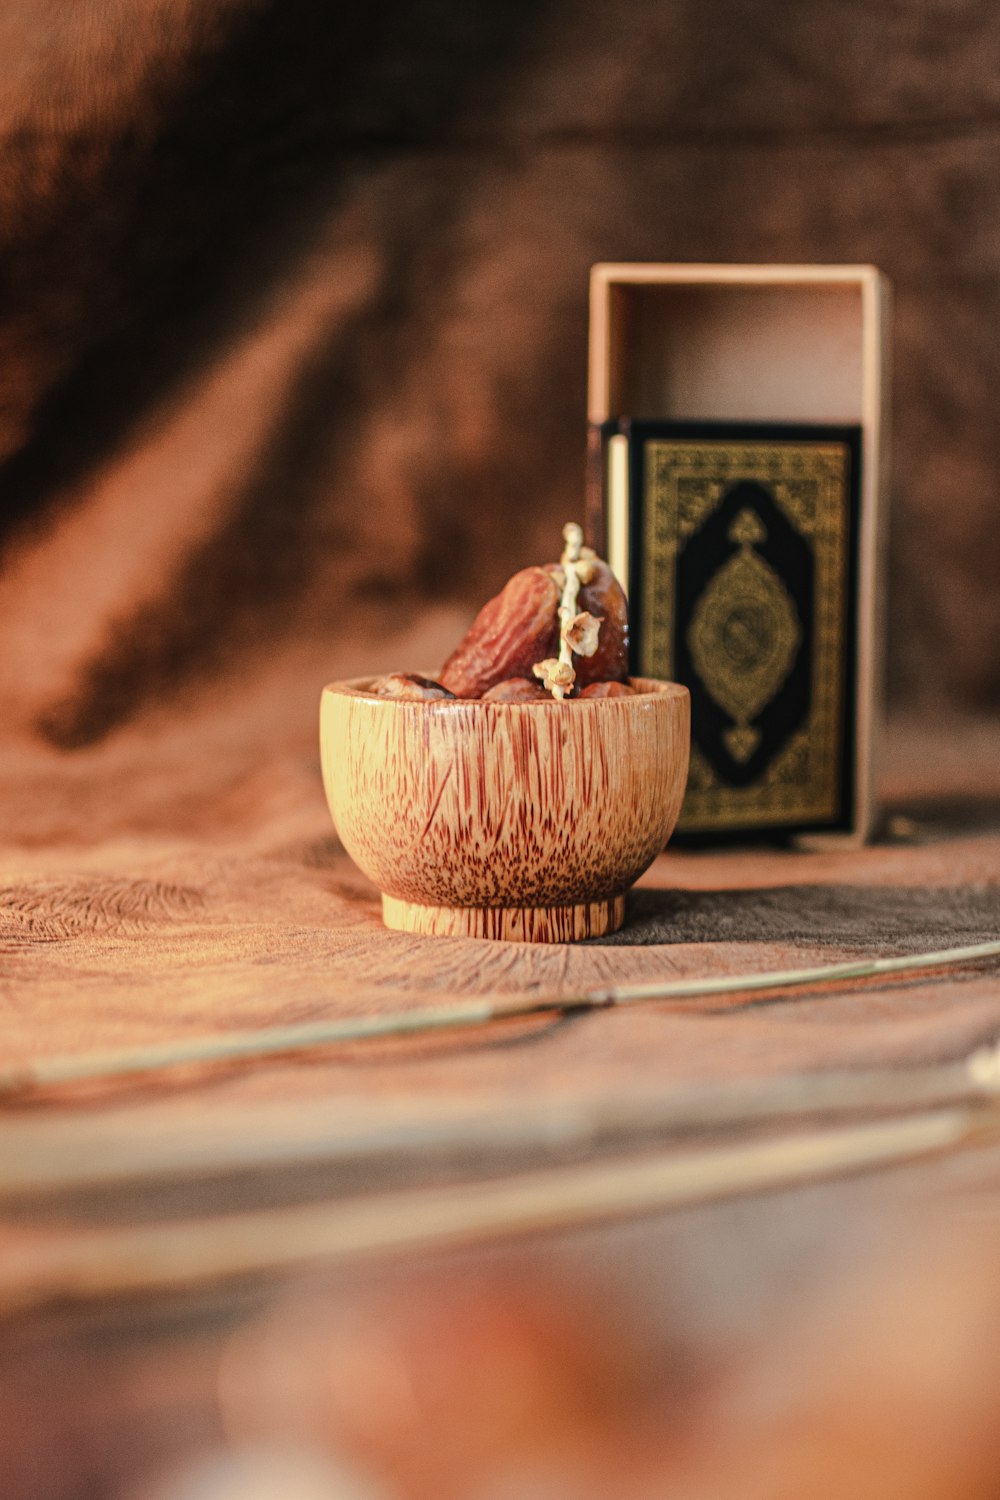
xmin=597 ymin=420 xmax=862 ymax=839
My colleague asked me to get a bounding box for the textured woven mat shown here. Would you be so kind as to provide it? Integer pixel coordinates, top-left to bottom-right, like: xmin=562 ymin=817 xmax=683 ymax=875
xmin=2 ymin=645 xmax=1000 ymax=1500
xmin=2 ymin=633 xmax=999 ymax=1147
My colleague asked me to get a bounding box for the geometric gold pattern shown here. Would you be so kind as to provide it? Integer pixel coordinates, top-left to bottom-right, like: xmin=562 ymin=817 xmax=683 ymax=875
xmin=687 ymin=510 xmax=802 ymax=763
xmin=640 ymin=438 xmax=850 ymax=831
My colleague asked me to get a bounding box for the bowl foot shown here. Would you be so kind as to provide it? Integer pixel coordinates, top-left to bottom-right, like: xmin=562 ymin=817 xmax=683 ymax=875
xmin=381 ymin=894 xmax=626 ymax=943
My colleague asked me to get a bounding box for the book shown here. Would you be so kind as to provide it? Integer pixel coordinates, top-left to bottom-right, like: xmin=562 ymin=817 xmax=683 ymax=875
xmin=595 ymin=419 xmax=863 ymax=839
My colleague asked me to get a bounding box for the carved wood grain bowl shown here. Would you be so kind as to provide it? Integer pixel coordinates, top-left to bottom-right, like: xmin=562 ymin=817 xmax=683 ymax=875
xmin=320 ymin=676 xmax=690 ymax=942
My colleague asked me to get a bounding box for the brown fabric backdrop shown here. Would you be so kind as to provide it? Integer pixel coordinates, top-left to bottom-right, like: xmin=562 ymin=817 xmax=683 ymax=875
xmin=0 ymin=0 xmax=998 ymax=760
xmin=4 ymin=17 xmax=1000 ymax=1495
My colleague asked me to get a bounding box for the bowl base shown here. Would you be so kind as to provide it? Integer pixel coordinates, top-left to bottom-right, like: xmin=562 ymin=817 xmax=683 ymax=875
xmin=381 ymin=894 xmax=626 ymax=943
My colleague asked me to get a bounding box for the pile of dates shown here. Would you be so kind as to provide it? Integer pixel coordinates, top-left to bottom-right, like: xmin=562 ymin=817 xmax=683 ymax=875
xmin=375 ymin=523 xmax=635 ymax=703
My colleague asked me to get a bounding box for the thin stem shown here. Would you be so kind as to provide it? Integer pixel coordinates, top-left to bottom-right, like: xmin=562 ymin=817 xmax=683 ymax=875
xmin=1 ymin=938 xmax=998 ymax=1098
xmin=607 ymin=939 xmax=1000 ymax=1005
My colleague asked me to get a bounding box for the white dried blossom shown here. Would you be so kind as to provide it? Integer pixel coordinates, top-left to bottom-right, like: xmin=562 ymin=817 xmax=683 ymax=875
xmin=563 ymin=611 xmax=602 ymax=658
xmin=532 ymin=657 xmax=576 ymax=700
xmin=532 ymin=522 xmax=604 ymax=700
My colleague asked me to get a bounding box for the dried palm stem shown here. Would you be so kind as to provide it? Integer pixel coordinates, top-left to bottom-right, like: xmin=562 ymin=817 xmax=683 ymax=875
xmin=0 ymin=1105 xmax=985 ymax=1314
xmin=0 ymin=939 xmax=998 ymax=1098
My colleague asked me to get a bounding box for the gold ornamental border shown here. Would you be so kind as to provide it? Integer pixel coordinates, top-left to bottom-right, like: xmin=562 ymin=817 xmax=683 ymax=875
xmin=640 ymin=440 xmax=850 ymax=831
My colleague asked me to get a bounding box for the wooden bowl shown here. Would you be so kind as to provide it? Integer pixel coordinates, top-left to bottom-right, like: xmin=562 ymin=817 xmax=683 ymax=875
xmin=320 ymin=676 xmax=690 ymax=942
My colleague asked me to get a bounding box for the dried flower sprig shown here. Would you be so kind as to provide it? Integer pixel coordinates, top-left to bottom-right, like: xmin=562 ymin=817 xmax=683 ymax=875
xmin=532 ymin=522 xmax=602 ymax=700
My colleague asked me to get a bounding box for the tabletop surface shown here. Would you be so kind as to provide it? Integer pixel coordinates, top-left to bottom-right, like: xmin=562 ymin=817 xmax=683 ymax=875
xmin=3 ymin=637 xmax=1000 ymax=1497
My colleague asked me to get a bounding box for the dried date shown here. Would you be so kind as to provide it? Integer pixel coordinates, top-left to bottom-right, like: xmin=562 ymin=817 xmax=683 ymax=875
xmin=376 ymin=673 xmax=455 ymax=701
xmin=381 ymin=525 xmax=632 ymax=705
xmin=577 ymin=680 xmax=635 ymax=699
xmin=567 ymin=559 xmax=630 ymax=689
xmin=481 ymin=678 xmax=554 ymax=702
xmin=439 ymin=567 xmax=561 ymax=699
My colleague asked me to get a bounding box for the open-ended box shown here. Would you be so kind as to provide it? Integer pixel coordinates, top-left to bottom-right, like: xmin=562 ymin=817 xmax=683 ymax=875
xmin=587 ymin=263 xmax=891 ymax=845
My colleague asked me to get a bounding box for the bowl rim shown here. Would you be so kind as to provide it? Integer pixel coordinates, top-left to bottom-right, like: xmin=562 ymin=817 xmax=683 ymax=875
xmin=321 ymin=674 xmax=690 ymax=707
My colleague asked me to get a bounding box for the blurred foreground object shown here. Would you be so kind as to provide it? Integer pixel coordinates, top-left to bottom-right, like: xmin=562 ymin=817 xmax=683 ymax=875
xmin=213 ymin=1218 xmax=1000 ymax=1500
xmin=132 ymin=1447 xmax=387 ymax=1500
